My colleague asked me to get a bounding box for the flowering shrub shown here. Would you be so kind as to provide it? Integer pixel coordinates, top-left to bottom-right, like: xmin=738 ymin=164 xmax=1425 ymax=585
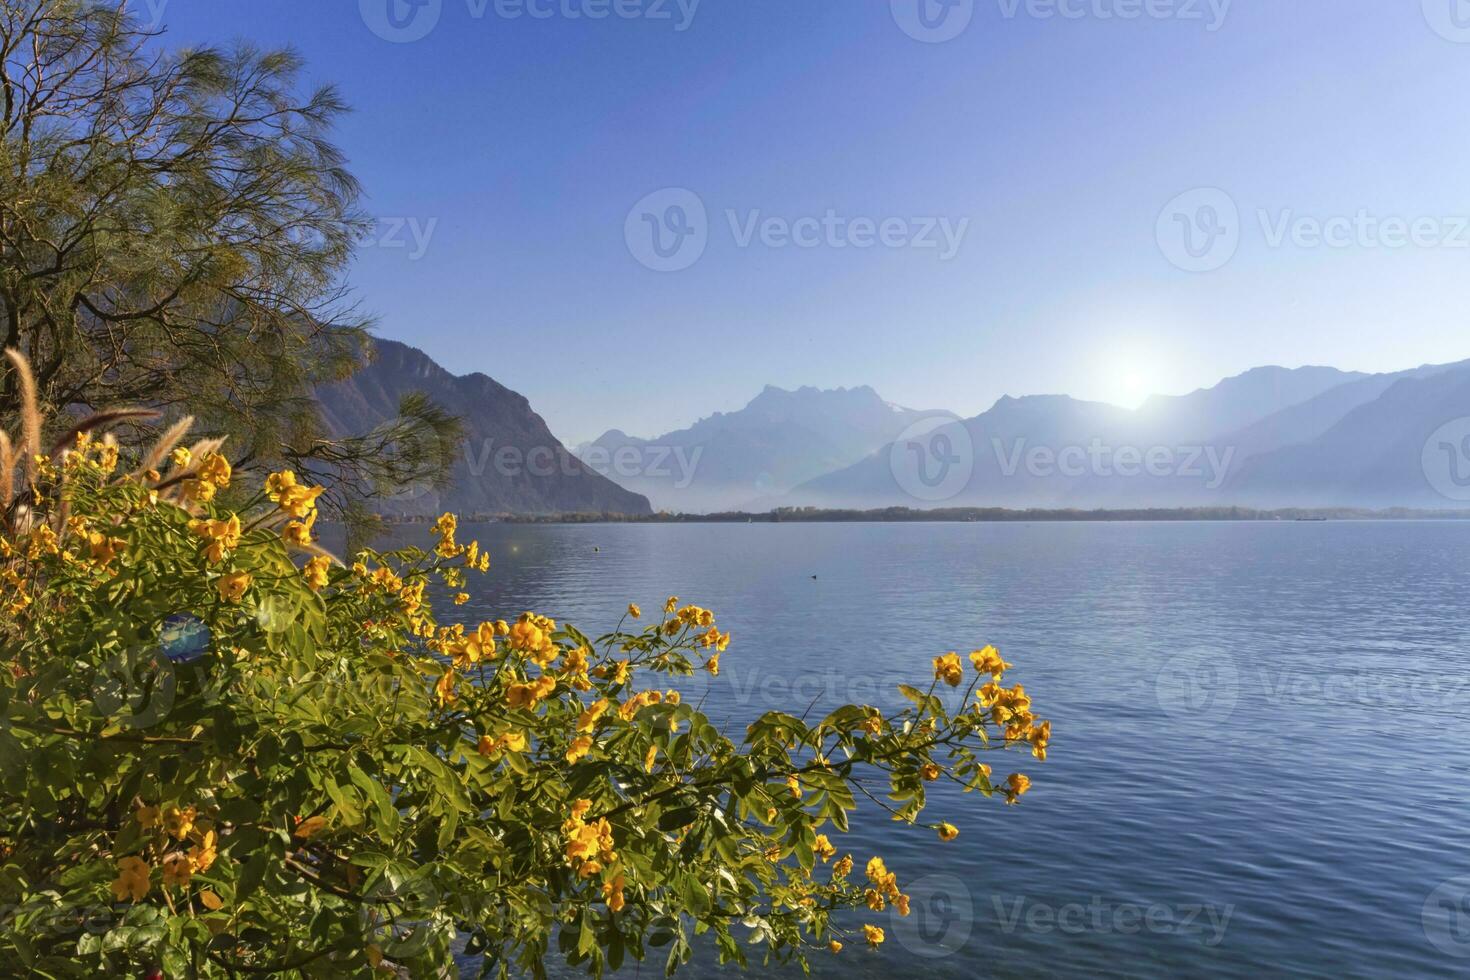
xmin=0 ymin=355 xmax=1050 ymax=977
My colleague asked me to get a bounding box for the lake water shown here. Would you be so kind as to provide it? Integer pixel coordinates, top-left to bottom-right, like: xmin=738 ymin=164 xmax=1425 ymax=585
xmin=395 ymin=520 xmax=1470 ymax=979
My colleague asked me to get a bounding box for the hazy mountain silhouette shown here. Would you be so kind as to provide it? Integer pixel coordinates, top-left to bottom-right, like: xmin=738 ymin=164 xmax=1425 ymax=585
xmin=580 ymin=385 xmax=936 ymax=512
xmin=317 ymin=339 xmax=651 ymax=516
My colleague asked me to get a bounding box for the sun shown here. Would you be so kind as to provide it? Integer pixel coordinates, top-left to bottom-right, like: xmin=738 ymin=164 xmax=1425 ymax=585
xmin=1102 ymin=350 xmax=1163 ymax=409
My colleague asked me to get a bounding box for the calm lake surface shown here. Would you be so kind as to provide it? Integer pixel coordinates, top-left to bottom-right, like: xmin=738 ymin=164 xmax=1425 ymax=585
xmin=389 ymin=520 xmax=1470 ymax=979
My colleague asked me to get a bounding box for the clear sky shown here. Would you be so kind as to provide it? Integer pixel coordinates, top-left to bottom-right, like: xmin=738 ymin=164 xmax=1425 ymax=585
xmin=150 ymin=0 xmax=1470 ymax=444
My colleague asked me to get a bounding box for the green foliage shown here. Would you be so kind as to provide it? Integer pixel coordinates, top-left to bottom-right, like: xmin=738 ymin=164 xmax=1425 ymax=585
xmin=0 ymin=0 xmax=456 ymax=523
xmin=0 ymin=413 xmax=1048 ymax=977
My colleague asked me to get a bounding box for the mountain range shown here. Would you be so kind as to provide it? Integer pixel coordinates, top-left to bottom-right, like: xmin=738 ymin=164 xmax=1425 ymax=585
xmin=315 ymin=339 xmax=650 ymax=516
xmin=316 ymin=338 xmax=1470 ymax=517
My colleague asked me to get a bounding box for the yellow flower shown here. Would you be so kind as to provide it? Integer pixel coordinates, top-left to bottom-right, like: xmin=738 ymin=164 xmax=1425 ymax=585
xmin=188 ymin=830 xmax=217 ymax=873
xmin=920 ymin=763 xmax=941 ymax=782
xmin=303 ymin=556 xmax=332 ymax=592
xmin=87 ymin=531 xmax=125 ymax=566
xmin=110 ymin=856 xmax=151 ymax=903
xmin=969 ymin=645 xmax=1012 ymax=678
xmin=577 ymin=699 xmax=609 ymax=733
xmin=1005 ymin=772 xmax=1031 ymax=804
xmin=500 ymin=731 xmax=528 ymax=753
xmin=664 ymin=596 xmax=678 ymax=615
xmin=933 ymin=652 xmax=964 ymax=687
xmin=163 ymin=805 xmax=196 ymax=840
xmin=863 ymin=924 xmax=884 ymax=948
xmin=627 ymin=603 xmax=641 ymax=619
xmin=161 ymin=851 xmax=193 ymax=887
xmin=786 ymin=774 xmax=802 ymax=798
xmin=566 ymin=735 xmax=593 ymax=764
xmin=216 ymin=570 xmax=251 ymax=604
xmin=938 ymin=822 xmax=959 ymax=842
xmin=862 ymin=714 xmax=883 ymax=736
xmin=266 ymin=470 xmax=324 ymax=519
xmin=895 ymin=893 xmax=911 ymax=917
xmin=813 ymin=834 xmax=836 ymax=862
xmin=602 ymin=874 xmax=626 ymax=913
xmin=283 ymin=509 xmax=317 ymax=546
xmin=135 ymin=804 xmax=161 ymax=829
xmin=189 ymin=514 xmax=241 ymax=564
xmin=644 ymin=744 xmax=658 ymax=773
xmin=197 ymin=453 xmax=231 ymax=489
xmin=293 ymin=815 xmax=328 ymax=840
xmin=828 ymin=940 xmax=843 ymax=954
xmin=434 ymin=671 xmax=457 ymax=707
xmin=170 ymin=447 xmax=192 ymax=469
xmin=832 ymin=854 xmax=853 ymax=878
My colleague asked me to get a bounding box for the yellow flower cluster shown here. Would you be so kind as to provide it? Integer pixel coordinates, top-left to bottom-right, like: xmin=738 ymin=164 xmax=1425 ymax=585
xmin=478 ymin=730 xmax=528 ymax=756
xmin=183 ymin=453 xmax=231 ymax=503
xmin=428 ymin=512 xmax=490 ymax=572
xmin=508 ymin=613 xmax=558 ymax=667
xmin=933 ymin=652 xmax=964 ymax=686
xmin=115 ymin=803 xmax=218 ymax=899
xmin=188 ymin=514 xmax=240 ymax=564
xmin=562 ymin=798 xmax=617 ymax=877
xmin=978 ymin=680 xmax=1050 ymax=760
xmin=862 ymin=855 xmax=909 ymax=916
xmin=505 ymin=674 xmax=557 ymax=711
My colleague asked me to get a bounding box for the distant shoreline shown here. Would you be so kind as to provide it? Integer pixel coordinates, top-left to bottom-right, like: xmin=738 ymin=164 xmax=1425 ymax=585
xmin=365 ymin=506 xmax=1470 ymax=525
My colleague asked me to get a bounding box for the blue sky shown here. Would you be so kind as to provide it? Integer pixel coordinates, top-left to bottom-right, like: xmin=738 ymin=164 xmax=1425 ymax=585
xmin=151 ymin=0 xmax=1470 ymax=443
